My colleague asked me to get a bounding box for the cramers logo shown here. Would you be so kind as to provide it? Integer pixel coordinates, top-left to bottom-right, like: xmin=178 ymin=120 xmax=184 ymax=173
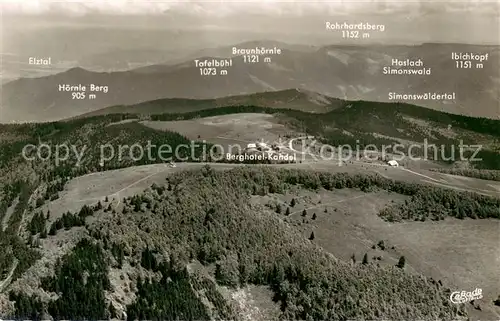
xmin=450 ymin=288 xmax=483 ymax=304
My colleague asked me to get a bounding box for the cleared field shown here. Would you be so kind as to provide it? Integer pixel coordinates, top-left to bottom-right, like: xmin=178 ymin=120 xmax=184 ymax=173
xmin=41 ymin=163 xmax=242 ymax=222
xmin=283 ymin=160 xmax=500 ymax=197
xmin=41 ymin=164 xmax=178 ymax=222
xmin=286 ymin=137 xmax=500 ymax=196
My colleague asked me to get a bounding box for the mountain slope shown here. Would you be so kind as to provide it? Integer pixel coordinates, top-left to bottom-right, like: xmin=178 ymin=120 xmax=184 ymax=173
xmin=1 ymin=42 xmax=498 ymax=122
xmin=1 ymin=167 xmax=471 ymax=320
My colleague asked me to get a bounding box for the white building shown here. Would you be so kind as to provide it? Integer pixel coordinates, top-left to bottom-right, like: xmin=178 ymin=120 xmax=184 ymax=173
xmin=247 ymin=143 xmax=257 ymax=149
xmin=387 ymin=160 xmax=399 ymax=167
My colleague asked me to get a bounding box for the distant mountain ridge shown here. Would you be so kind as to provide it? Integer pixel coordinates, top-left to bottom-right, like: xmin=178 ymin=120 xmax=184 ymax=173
xmin=1 ymin=41 xmax=499 ymax=122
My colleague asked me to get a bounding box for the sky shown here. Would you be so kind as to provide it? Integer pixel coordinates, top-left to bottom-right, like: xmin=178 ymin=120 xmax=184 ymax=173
xmin=1 ymin=0 xmax=498 ymax=17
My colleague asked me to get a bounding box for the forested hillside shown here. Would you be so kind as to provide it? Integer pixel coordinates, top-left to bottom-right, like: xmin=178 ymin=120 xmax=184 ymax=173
xmin=149 ymin=102 xmax=500 ymax=169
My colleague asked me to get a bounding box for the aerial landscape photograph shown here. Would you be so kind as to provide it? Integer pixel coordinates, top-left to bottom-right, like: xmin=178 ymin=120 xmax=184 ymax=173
xmin=0 ymin=0 xmax=499 ymax=320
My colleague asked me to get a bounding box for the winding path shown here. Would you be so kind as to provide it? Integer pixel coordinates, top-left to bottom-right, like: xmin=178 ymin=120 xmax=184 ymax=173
xmin=0 ymin=259 xmax=18 ymax=293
